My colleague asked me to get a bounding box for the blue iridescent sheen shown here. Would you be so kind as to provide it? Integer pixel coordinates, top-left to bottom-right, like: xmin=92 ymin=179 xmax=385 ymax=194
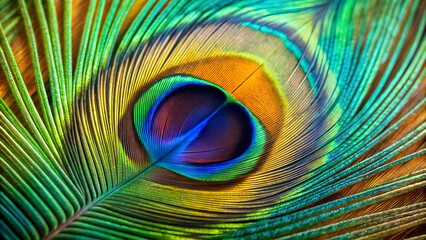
xmin=133 ymin=75 xmax=266 ymax=181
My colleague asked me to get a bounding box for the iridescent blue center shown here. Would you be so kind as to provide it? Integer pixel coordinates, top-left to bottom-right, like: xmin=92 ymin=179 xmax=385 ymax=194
xmin=133 ymin=76 xmax=265 ymax=181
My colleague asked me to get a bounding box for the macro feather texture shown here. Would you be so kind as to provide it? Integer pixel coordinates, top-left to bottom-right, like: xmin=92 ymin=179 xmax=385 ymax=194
xmin=0 ymin=0 xmax=425 ymax=239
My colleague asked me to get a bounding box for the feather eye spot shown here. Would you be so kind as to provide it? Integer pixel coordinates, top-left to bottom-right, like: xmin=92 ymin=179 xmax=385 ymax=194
xmin=133 ymin=76 xmax=267 ymax=181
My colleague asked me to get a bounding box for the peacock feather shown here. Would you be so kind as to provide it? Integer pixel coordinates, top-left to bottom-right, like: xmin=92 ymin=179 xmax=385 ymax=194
xmin=0 ymin=0 xmax=425 ymax=239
